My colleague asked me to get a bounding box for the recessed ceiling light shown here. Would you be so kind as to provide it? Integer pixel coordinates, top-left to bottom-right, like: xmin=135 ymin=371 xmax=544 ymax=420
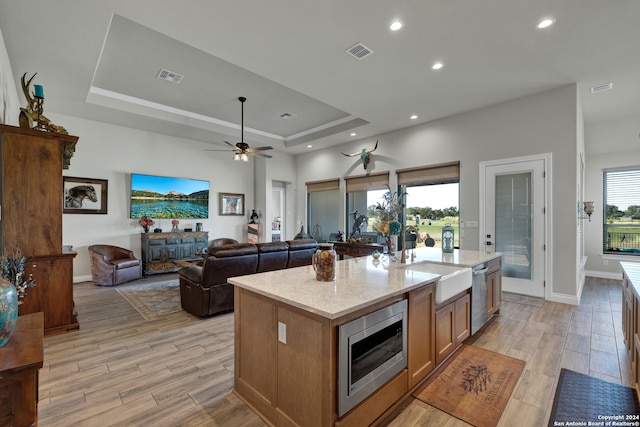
xmin=307 ymin=144 xmax=313 ymax=148
xmin=432 ymin=62 xmax=443 ymax=70
xmin=350 ymin=132 xmax=357 ymax=136
xmin=390 ymin=20 xmax=404 ymax=31
xmin=410 ymin=115 xmax=418 ymax=120
xmin=537 ymin=17 xmax=556 ymax=29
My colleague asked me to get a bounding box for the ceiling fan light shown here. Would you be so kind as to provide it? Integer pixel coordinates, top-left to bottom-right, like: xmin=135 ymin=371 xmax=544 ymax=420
xmin=241 ymin=153 xmax=249 ymax=162
xmin=233 ymin=153 xmax=241 ymax=161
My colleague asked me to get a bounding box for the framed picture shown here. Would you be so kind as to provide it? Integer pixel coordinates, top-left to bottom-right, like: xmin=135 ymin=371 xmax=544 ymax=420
xmin=63 ymin=176 xmax=108 ymax=214
xmin=219 ymin=192 xmax=245 ymax=216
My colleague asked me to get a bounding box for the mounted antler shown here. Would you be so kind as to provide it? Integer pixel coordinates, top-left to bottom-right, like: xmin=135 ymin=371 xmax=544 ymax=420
xmin=342 ymin=140 xmax=378 ymax=170
xmin=18 ymin=72 xmax=68 ymax=134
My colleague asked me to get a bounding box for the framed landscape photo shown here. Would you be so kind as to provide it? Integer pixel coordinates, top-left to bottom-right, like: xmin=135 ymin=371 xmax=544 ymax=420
xmin=219 ymin=192 xmax=244 ymax=216
xmin=63 ymin=176 xmax=108 ymax=214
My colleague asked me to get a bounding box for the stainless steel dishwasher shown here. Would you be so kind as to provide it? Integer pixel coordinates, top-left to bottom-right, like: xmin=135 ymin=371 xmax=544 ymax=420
xmin=471 ymin=263 xmax=489 ymax=335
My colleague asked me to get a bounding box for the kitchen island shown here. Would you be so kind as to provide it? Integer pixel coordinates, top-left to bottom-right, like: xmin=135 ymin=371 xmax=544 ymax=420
xmin=230 ymin=247 xmax=501 ymax=427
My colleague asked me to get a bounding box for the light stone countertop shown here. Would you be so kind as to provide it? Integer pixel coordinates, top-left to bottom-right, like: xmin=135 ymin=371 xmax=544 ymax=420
xmin=621 ymin=262 xmax=640 ymax=299
xmin=230 ymin=247 xmax=501 ymax=319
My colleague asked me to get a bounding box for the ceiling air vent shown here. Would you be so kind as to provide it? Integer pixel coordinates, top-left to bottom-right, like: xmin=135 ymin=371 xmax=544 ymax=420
xmin=157 ymin=69 xmax=184 ymax=84
xmin=346 ymin=42 xmax=374 ymax=60
xmin=591 ymin=82 xmax=613 ymax=93
xmin=279 ymin=112 xmax=297 ymax=120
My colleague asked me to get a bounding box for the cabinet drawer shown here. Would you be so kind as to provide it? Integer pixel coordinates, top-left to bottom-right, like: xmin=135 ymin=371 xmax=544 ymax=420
xmin=148 ymin=239 xmax=165 ymax=246
xmin=165 ymin=239 xmax=179 ymax=245
xmin=181 ymin=238 xmax=196 ymax=244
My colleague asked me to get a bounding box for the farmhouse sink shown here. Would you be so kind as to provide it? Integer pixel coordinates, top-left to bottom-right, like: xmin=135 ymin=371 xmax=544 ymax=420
xmin=402 ymin=262 xmax=472 ymax=304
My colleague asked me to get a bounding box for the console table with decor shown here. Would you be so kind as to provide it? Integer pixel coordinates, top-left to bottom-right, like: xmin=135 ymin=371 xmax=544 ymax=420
xmin=0 ymin=312 xmax=44 ymax=427
xmin=141 ymin=231 xmax=208 ymax=275
xmin=329 ymin=241 xmax=384 ymax=259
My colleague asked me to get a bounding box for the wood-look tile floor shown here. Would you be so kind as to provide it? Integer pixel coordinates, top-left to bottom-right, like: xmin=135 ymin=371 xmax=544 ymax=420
xmin=38 ymin=276 xmax=632 ymax=426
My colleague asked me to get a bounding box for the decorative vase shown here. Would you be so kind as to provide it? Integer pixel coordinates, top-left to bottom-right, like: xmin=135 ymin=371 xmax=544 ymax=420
xmin=0 ymin=279 xmax=19 ymax=347
xmin=391 ymin=235 xmax=398 ymax=254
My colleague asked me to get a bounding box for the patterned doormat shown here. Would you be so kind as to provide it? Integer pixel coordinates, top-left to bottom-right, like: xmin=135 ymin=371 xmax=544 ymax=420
xmin=548 ymin=369 xmax=640 ymax=426
xmin=413 ymin=344 xmax=525 ymax=427
xmin=116 ymin=279 xmax=182 ymax=320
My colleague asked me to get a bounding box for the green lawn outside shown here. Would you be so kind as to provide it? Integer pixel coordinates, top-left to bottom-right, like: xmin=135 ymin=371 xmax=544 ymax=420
xmin=368 ymin=217 xmax=460 ymax=248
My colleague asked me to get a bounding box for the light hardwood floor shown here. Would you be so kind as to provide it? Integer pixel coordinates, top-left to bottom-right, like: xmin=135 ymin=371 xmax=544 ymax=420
xmin=37 ymin=276 xmax=631 ymax=426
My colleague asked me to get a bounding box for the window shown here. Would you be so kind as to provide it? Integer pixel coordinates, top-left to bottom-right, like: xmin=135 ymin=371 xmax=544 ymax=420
xmin=345 ymin=172 xmax=389 ymax=243
xmin=397 ymin=162 xmax=460 ymax=249
xmin=307 ymin=179 xmax=340 ymax=242
xmin=603 ymin=168 xmax=640 ymax=255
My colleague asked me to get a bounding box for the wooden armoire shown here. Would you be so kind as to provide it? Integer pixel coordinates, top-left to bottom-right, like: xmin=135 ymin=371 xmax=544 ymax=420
xmin=0 ymin=124 xmax=79 ymax=335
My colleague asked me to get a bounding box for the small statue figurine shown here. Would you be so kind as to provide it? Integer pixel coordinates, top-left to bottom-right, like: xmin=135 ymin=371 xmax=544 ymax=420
xmin=171 ymin=219 xmax=180 ymax=231
xmin=336 ymin=230 xmax=344 ymax=242
xmin=249 ymin=209 xmax=259 ymax=224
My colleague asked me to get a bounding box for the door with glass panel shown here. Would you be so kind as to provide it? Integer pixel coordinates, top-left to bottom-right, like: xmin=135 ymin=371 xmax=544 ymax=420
xmin=481 ymin=158 xmax=546 ymax=298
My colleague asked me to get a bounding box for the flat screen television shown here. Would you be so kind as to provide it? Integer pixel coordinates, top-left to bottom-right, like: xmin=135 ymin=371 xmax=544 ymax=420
xmin=130 ymin=173 xmax=209 ymax=219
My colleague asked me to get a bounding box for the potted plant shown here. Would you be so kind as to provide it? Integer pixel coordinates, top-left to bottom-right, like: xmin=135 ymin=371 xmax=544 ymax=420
xmin=0 ymin=251 xmax=36 ymax=347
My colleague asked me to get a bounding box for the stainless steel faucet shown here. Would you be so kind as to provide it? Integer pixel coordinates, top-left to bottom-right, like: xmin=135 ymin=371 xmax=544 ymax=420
xmin=401 ymin=225 xmax=419 ymax=263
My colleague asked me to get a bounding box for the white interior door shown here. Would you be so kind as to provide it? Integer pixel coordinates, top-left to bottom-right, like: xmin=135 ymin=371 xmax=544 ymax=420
xmin=481 ymin=157 xmax=546 ymax=298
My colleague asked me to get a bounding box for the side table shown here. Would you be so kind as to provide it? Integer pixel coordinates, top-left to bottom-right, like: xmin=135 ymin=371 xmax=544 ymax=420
xmin=0 ymin=312 xmax=44 ymax=427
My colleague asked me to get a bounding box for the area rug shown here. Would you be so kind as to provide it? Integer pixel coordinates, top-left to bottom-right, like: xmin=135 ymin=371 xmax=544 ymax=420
xmin=413 ymin=344 xmax=525 ymax=427
xmin=547 ymin=369 xmax=640 ymax=426
xmin=116 ymin=279 xmax=182 ymax=320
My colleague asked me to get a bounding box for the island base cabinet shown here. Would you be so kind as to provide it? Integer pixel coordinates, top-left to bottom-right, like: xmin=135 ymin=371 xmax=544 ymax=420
xmin=234 ymin=287 xmax=412 ymax=427
xmin=234 ymin=288 xmax=331 ymax=427
xmin=435 ymin=292 xmax=471 ymax=366
xmin=408 ymin=283 xmax=435 ymax=388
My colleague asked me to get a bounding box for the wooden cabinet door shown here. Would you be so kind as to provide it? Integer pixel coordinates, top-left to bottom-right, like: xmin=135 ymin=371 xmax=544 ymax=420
xmin=408 ymin=284 xmax=435 ymax=388
xmin=487 ymin=269 xmax=502 ymax=316
xmin=454 ymin=293 xmax=471 ymax=344
xmin=435 ymin=302 xmax=455 ymax=366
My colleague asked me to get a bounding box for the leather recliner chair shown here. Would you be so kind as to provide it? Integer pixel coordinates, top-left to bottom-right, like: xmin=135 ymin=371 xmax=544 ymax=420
xmin=88 ymin=245 xmax=142 ymax=286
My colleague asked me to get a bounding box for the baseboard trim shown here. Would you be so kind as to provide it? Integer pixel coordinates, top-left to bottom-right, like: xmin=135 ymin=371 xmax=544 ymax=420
xmin=74 ymin=274 xmax=92 ymax=283
xmin=585 ymin=270 xmax=622 ymax=280
xmin=547 ymin=292 xmax=580 ymax=306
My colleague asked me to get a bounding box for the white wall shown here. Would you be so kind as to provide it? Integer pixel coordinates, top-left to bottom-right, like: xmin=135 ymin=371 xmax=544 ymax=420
xmin=0 ymin=26 xmax=19 ymax=125
xmin=54 ymin=113 xmax=294 ymax=281
xmin=295 ymin=85 xmax=581 ymax=301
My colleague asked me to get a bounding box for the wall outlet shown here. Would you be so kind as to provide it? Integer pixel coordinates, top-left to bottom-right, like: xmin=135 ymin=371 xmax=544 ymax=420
xmin=278 ymin=321 xmax=287 ymax=344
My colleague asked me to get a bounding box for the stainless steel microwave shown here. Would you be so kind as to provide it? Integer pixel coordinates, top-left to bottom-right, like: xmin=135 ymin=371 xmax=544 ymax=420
xmin=338 ymin=299 xmax=407 ymax=417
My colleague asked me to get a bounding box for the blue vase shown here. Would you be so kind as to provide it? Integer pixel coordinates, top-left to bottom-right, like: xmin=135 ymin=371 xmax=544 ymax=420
xmin=0 ymin=279 xmax=19 ymax=347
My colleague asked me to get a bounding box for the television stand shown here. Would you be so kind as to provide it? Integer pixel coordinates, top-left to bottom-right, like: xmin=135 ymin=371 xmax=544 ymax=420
xmin=140 ymin=231 xmax=208 ymax=275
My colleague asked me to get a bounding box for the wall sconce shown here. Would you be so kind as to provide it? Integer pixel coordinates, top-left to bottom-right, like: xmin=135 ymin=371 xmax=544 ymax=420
xmin=579 ymin=201 xmax=595 ymax=221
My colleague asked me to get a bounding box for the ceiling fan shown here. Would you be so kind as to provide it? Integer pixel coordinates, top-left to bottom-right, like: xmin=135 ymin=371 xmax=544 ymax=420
xmin=205 ymin=97 xmax=273 ymax=161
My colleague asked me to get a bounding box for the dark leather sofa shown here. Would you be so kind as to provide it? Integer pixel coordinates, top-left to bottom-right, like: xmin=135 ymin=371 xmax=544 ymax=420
xmin=179 ymin=239 xmax=317 ymax=317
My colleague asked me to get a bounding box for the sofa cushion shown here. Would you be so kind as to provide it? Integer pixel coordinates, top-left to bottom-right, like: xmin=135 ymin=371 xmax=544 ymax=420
xmin=287 ymin=239 xmax=318 ymax=268
xmin=257 ymin=241 xmax=289 ymax=273
xmin=209 ymin=243 xmax=258 ymax=258
xmin=202 ymin=244 xmax=258 ymax=287
xmin=112 ymin=258 xmax=141 ymax=270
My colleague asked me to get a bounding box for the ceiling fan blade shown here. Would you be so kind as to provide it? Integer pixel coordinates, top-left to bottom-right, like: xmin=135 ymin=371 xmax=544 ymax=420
xmin=224 ymin=140 xmax=238 ymax=149
xmin=257 ymin=153 xmax=273 ymax=158
xmin=246 ymin=145 xmax=273 ymax=152
xmin=204 ymin=148 xmax=235 ymax=152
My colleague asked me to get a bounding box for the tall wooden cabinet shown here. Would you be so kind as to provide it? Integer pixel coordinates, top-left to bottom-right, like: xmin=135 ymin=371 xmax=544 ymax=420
xmin=0 ymin=124 xmax=79 ymax=335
